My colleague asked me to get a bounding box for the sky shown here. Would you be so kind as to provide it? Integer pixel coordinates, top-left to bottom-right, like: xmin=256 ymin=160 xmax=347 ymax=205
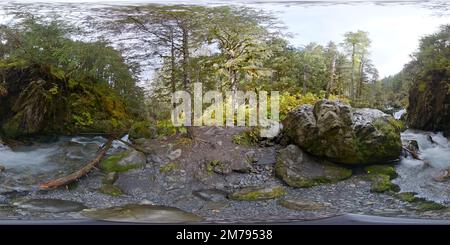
xmin=1 ymin=1 xmax=449 ymax=78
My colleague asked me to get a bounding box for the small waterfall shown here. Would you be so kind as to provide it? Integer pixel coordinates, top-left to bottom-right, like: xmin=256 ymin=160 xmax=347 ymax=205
xmin=393 ymin=109 xmax=406 ymax=120
xmin=394 ymin=129 xmax=450 ymax=203
xmin=0 ymin=136 xmax=127 ymax=192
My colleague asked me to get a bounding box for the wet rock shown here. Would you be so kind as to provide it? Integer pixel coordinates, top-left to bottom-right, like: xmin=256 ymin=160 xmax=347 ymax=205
xmin=433 ymin=169 xmax=450 ymax=182
xmin=257 ymin=149 xmax=276 ymax=165
xmin=0 ymin=165 xmax=5 ymax=173
xmin=364 ymin=165 xmax=398 ymax=179
xmin=193 ymin=189 xmax=228 ymax=202
xmin=206 ymin=160 xmax=232 ymax=175
xmin=278 ymin=198 xmax=328 ymax=211
xmin=168 ymin=149 xmax=182 ymax=161
xmin=0 ymin=195 xmax=9 ymax=205
xmin=82 ymin=204 xmax=204 ymax=223
xmin=369 ymin=175 xmax=400 ymax=193
xmin=147 ymin=154 xmax=164 ymax=164
xmin=406 ymin=140 xmax=420 ymax=152
xmin=245 ymin=151 xmax=258 ymax=163
xmin=101 ymin=150 xmax=146 ymax=173
xmin=99 ymin=184 xmax=123 ymax=197
xmin=275 ymin=145 xmax=352 ymax=188
xmin=103 ymin=172 xmax=119 ymax=185
xmin=14 ymin=199 xmax=87 ymax=213
xmin=282 ymin=100 xmax=402 ymax=165
xmin=227 ymin=186 xmax=285 ymax=201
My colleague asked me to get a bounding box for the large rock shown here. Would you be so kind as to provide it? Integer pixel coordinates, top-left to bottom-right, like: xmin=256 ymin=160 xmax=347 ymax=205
xmin=275 ymin=144 xmax=352 ymax=188
xmin=82 ymin=204 xmax=203 ymax=223
xmin=100 ymin=150 xmax=146 ymax=173
xmin=407 ymin=75 xmax=450 ymax=137
xmin=282 ymin=100 xmax=402 ymax=165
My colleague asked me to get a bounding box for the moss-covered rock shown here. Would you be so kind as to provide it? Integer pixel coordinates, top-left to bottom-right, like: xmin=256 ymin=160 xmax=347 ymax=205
xmin=100 ymin=150 xmax=146 ymax=173
xmin=278 ymin=198 xmax=327 ymax=211
xmin=159 ymin=162 xmax=180 ymax=174
xmin=364 ymin=165 xmax=398 ymax=179
xmin=275 ymin=144 xmax=352 ymax=188
xmin=227 ymin=186 xmax=285 ymax=201
xmin=369 ymin=174 xmax=400 ymax=193
xmin=395 ymin=192 xmax=446 ymax=211
xmin=99 ymin=184 xmax=123 ymax=196
xmin=282 ymin=100 xmax=402 ymax=165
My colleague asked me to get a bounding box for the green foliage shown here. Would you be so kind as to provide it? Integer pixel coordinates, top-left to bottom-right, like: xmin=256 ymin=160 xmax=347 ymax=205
xmin=159 ymin=162 xmax=180 ymax=174
xmin=232 ymin=128 xmax=260 ymax=146
xmin=0 ymin=18 xmax=144 ymax=137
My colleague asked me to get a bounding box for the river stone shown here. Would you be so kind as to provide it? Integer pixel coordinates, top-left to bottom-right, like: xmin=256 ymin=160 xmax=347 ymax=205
xmin=0 ymin=165 xmax=5 ymax=172
xmin=14 ymin=199 xmax=87 ymax=213
xmin=227 ymin=186 xmax=285 ymax=201
xmin=102 ymin=150 xmax=147 ymax=173
xmin=193 ymin=189 xmax=228 ymax=202
xmin=118 ymin=150 xmax=146 ymax=168
xmin=278 ymin=198 xmax=328 ymax=211
xmin=82 ymin=204 xmax=204 ymax=223
xmin=168 ymin=149 xmax=182 ymax=160
xmin=275 ymin=144 xmax=352 ymax=188
xmin=282 ymin=100 xmax=402 ymax=165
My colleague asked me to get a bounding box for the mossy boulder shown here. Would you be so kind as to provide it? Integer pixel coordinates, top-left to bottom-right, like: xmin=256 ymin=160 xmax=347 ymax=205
xmin=369 ymin=174 xmax=400 ymax=193
xmin=275 ymin=144 xmax=352 ymax=188
xmin=282 ymin=100 xmax=402 ymax=165
xmin=100 ymin=150 xmax=146 ymax=173
xmin=364 ymin=165 xmax=398 ymax=179
xmin=227 ymin=186 xmax=285 ymax=201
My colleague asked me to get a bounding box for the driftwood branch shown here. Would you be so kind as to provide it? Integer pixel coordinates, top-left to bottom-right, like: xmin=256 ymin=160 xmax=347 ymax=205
xmin=39 ymin=137 xmax=114 ymax=189
xmin=402 ymin=146 xmax=422 ymax=160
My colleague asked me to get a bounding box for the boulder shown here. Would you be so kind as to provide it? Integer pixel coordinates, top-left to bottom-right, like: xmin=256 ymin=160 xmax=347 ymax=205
xmin=82 ymin=204 xmax=203 ymax=223
xmin=275 ymin=144 xmax=352 ymax=188
xmin=282 ymin=100 xmax=402 ymax=165
xmin=101 ymin=150 xmax=146 ymax=173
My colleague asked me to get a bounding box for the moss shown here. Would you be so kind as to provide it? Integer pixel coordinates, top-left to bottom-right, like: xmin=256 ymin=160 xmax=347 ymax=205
xmin=232 ymin=128 xmax=260 ymax=146
xmin=396 ymin=192 xmax=418 ymax=202
xmin=156 ymin=119 xmax=178 ymax=138
xmin=417 ymin=201 xmax=446 ymax=211
xmin=395 ymin=192 xmax=446 ymax=211
xmin=364 ymin=165 xmax=398 ymax=180
xmin=278 ymin=199 xmax=326 ymax=211
xmin=159 ymin=162 xmax=180 ymax=174
xmin=175 ymin=137 xmax=193 ymax=147
xmin=129 ymin=121 xmax=154 ymax=140
xmin=370 ymin=174 xmax=400 ymax=193
xmin=228 ymin=186 xmax=285 ymax=201
xmin=387 ymin=117 xmax=406 ymax=132
xmin=99 ymin=184 xmax=123 ymax=197
xmin=206 ymin=160 xmax=225 ymax=173
xmin=100 ymin=152 xmax=139 ymax=173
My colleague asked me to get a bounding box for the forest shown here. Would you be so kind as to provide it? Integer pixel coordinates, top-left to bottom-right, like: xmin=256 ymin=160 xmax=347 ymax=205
xmin=0 ymin=3 xmax=449 ymax=223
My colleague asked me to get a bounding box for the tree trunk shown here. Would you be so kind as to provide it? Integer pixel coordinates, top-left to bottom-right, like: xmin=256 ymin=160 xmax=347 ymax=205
xmin=350 ymin=43 xmax=356 ymax=100
xmin=326 ymin=54 xmax=336 ymax=99
xmin=39 ymin=137 xmax=114 ymax=189
xmin=302 ymin=65 xmax=308 ymax=95
xmin=181 ymin=26 xmax=189 ymax=90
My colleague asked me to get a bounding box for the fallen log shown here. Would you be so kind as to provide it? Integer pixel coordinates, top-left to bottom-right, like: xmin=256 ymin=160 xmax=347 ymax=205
xmin=402 ymin=146 xmax=422 ymax=160
xmin=39 ymin=137 xmax=114 ymax=189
